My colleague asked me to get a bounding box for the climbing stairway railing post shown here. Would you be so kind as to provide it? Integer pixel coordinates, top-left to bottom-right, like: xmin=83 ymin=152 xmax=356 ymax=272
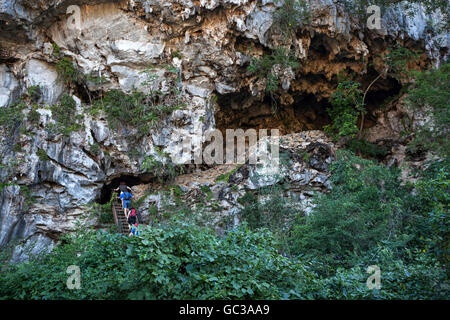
xmin=112 ymin=197 xmax=119 ymax=226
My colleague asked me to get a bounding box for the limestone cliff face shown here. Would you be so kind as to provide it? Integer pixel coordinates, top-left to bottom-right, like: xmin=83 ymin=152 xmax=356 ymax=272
xmin=0 ymin=0 xmax=448 ymax=260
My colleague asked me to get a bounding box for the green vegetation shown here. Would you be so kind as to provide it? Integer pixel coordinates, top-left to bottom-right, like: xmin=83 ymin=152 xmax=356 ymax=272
xmin=324 ymin=78 xmax=364 ymax=139
xmin=200 ymin=185 xmax=214 ymax=202
xmin=384 ymin=44 xmax=421 ymax=80
xmin=97 ymin=90 xmax=158 ymax=135
xmin=215 ymin=166 xmax=241 ymax=183
xmin=19 ymin=185 xmax=36 ymax=212
xmin=240 ymin=150 xmax=449 ymax=298
xmin=171 ymin=50 xmax=183 ymax=59
xmin=324 ymin=45 xmax=422 ymax=141
xmin=273 ymin=0 xmax=310 ymax=38
xmin=0 ymin=100 xmax=27 ymax=135
xmin=2 ymin=150 xmax=447 ymax=299
xmin=91 ymin=66 xmax=184 ymax=137
xmin=91 ymin=194 xmax=115 ymax=224
xmin=55 ymin=57 xmax=106 ymax=103
xmin=27 ymin=106 xmax=41 ymax=126
xmin=36 ymin=149 xmax=49 ymax=162
xmin=0 ymin=222 xmax=317 ymax=299
xmin=55 ymin=57 xmax=82 ymax=86
xmin=26 ymin=85 xmax=41 ymax=103
xmin=52 ymin=43 xmax=62 ymax=58
xmin=405 ymin=63 xmax=450 ymax=157
xmin=88 ymin=143 xmax=100 ymax=156
xmin=141 ymin=148 xmax=183 ymax=183
xmin=49 ymin=94 xmax=84 ymax=136
xmin=239 ymin=185 xmax=297 ymax=255
xmin=346 ymin=138 xmax=388 ymax=158
xmin=290 ymin=151 xmax=412 ymax=272
xmin=0 ymin=3 xmax=448 ymax=300
xmin=248 ymin=48 xmax=299 ymax=94
xmin=169 ymin=185 xmax=184 ymax=198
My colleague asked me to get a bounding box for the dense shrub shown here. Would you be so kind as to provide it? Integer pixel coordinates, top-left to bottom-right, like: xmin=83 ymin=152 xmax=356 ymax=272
xmin=239 ymin=184 xmax=298 ymax=255
xmin=317 ymin=244 xmax=448 ymax=299
xmin=248 ymin=48 xmax=299 ymax=95
xmin=0 ymin=222 xmax=317 ymax=300
xmin=49 ymin=94 xmax=84 ymax=136
xmin=239 ymin=150 xmax=449 ymax=298
xmin=1 ymin=150 xmax=448 ymax=299
xmin=92 ymin=66 xmax=184 ymax=137
xmin=325 ymin=79 xmax=364 ymax=138
xmin=290 ymin=151 xmax=420 ymax=272
xmin=413 ymin=158 xmax=449 ymax=271
xmin=346 ymin=138 xmax=388 ymax=158
xmin=406 ymin=63 xmax=450 ymax=157
xmin=273 ymin=0 xmax=310 ymax=38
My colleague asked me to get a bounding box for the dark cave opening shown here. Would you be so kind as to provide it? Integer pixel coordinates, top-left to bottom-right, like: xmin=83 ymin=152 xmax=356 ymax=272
xmin=292 ymin=94 xmax=332 ymax=130
xmin=364 ymin=76 xmax=402 ymax=106
xmin=215 ymin=90 xmax=332 ymax=135
xmin=361 ymin=74 xmax=403 ymax=127
xmin=215 ymin=75 xmax=402 ymax=136
xmin=97 ymin=174 xmax=154 ymax=205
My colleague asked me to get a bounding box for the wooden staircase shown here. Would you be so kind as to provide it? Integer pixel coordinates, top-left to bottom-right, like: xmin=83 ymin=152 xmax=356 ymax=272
xmin=112 ymin=198 xmax=130 ymax=235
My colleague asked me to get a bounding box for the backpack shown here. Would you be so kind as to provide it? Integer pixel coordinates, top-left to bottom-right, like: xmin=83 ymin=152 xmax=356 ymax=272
xmin=123 ymin=192 xmax=132 ymax=200
xmin=128 ymin=214 xmax=137 ymax=225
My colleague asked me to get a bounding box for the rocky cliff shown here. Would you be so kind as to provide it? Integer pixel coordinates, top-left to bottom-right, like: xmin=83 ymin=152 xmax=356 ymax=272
xmin=0 ymin=0 xmax=448 ymax=261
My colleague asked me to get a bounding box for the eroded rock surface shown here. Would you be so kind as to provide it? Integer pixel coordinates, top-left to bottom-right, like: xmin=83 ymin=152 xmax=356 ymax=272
xmin=0 ymin=0 xmax=448 ymax=260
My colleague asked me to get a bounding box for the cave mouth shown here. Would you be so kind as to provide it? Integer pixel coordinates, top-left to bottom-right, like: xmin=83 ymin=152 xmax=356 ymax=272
xmin=215 ymin=73 xmax=403 ymax=137
xmin=215 ymin=90 xmax=332 ymax=136
xmin=98 ymin=174 xmax=154 ymax=205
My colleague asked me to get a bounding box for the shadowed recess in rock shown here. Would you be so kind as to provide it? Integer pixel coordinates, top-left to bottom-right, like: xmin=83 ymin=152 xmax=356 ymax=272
xmin=98 ymin=174 xmax=153 ymax=204
xmin=215 ymin=90 xmax=332 ymax=135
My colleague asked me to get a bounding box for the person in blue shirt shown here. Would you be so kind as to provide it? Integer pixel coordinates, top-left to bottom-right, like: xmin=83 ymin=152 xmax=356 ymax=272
xmin=119 ymin=191 xmax=133 ymax=218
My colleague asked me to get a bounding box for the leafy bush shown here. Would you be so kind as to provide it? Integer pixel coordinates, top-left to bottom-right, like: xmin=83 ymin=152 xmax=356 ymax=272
xmin=0 ymin=222 xmax=318 ymax=300
xmin=49 ymin=94 xmax=84 ymax=136
xmin=317 ymin=244 xmax=449 ymax=299
xmin=56 ymin=58 xmax=81 ymax=85
xmin=248 ymin=48 xmax=299 ymax=94
xmin=129 ymin=222 xmax=317 ymax=299
xmin=273 ymin=0 xmax=310 ymax=38
xmin=141 ymin=147 xmax=183 ymax=182
xmin=346 ymin=138 xmax=388 ymax=158
xmin=216 ymin=166 xmax=241 ymax=183
xmin=325 ymin=79 xmax=364 ymax=138
xmin=384 ymin=44 xmax=421 ymax=80
xmin=93 ymin=66 xmax=184 ymax=137
xmin=52 ymin=43 xmax=62 ymax=58
xmin=36 ymin=149 xmax=49 ymax=162
xmin=414 ymin=159 xmax=449 ymax=271
xmin=27 ymin=106 xmax=41 ymax=126
xmin=91 ymin=194 xmax=115 ymax=224
xmin=406 ymin=63 xmax=450 ymax=157
xmin=0 ymin=100 xmax=26 ymax=135
xmin=26 ymin=85 xmax=42 ymax=103
xmin=239 ymin=184 xmax=298 ymax=255
xmin=290 ymin=150 xmax=418 ymax=273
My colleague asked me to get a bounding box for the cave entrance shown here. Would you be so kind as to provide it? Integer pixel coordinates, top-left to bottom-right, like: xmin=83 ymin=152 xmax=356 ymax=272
xmin=214 ymin=72 xmax=402 ymax=137
xmin=98 ymin=174 xmax=153 ymax=205
xmin=215 ymin=90 xmax=332 ymax=136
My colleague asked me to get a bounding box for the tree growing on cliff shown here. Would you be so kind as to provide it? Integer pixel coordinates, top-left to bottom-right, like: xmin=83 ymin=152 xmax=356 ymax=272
xmin=405 ymin=63 xmax=450 ymax=157
xmin=273 ymin=0 xmax=310 ymax=39
xmin=324 ymin=76 xmax=364 ymax=139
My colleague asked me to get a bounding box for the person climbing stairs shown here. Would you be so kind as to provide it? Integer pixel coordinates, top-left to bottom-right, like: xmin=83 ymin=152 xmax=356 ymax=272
xmin=112 ymin=199 xmax=130 ymax=235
